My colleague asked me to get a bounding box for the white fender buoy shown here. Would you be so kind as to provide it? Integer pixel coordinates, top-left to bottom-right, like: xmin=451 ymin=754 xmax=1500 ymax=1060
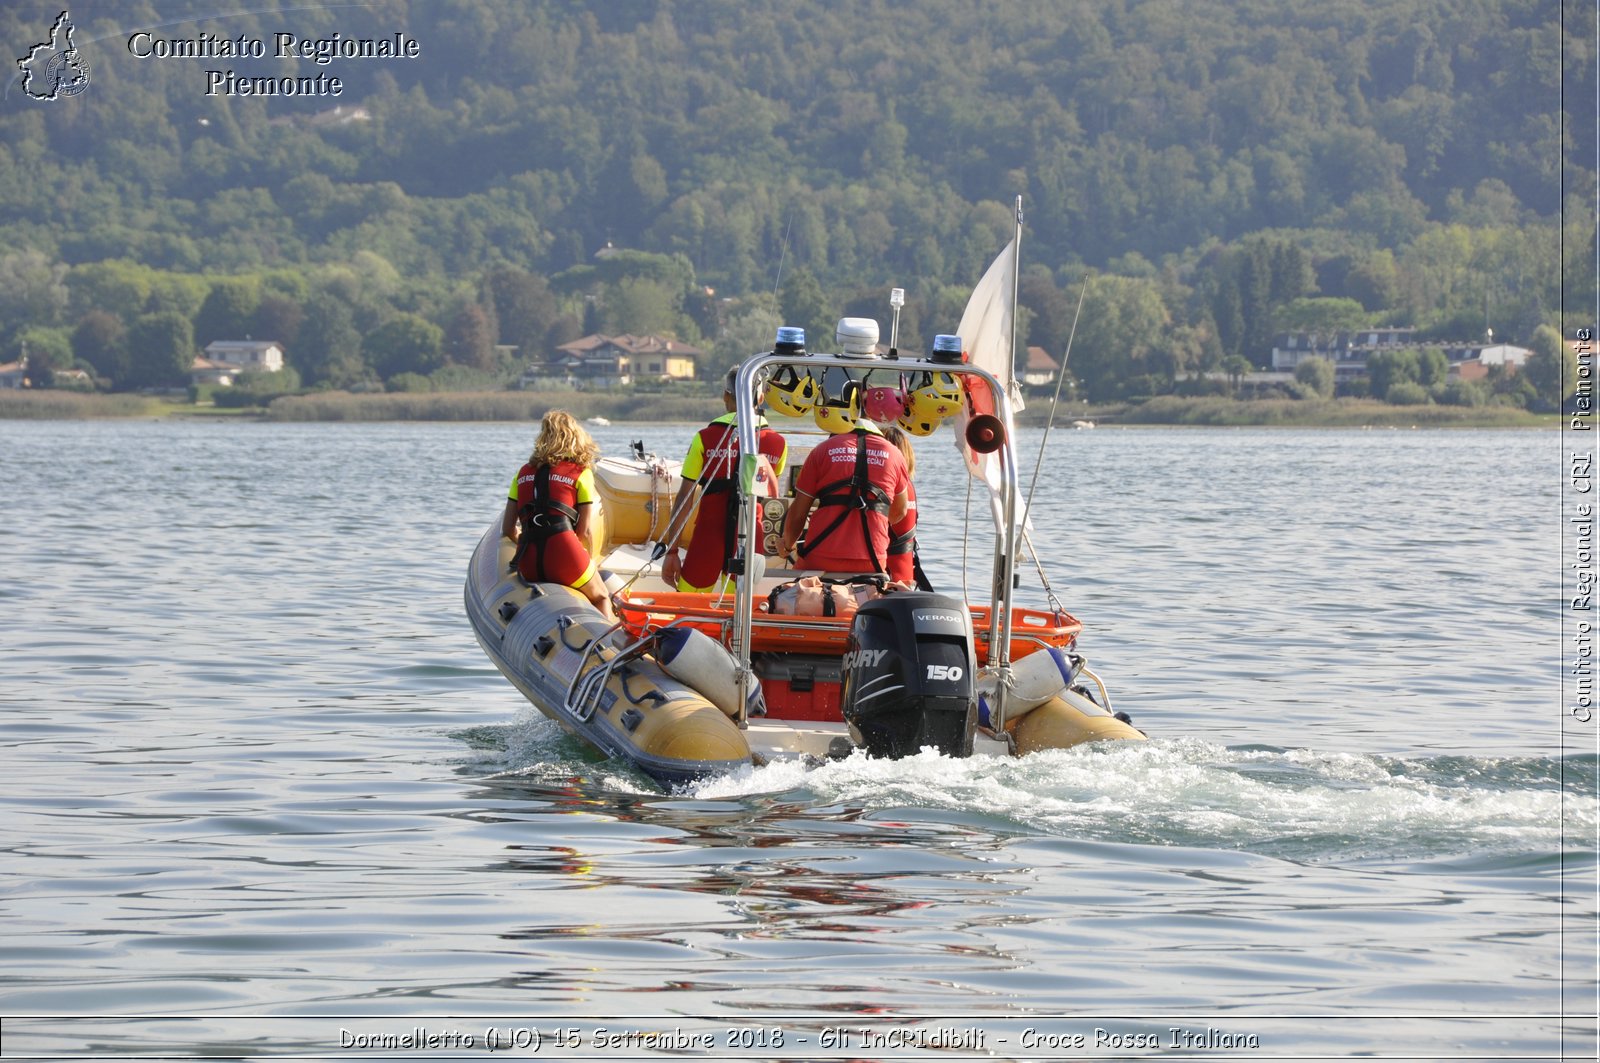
xmin=655 ymin=627 xmax=764 ymax=718
xmin=1009 ymin=646 xmax=1077 ymax=712
xmin=978 ymin=647 xmax=1076 ymax=728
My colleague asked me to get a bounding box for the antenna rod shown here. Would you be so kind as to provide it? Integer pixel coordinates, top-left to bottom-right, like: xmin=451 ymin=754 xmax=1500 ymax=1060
xmin=771 ymin=210 xmax=794 ymax=298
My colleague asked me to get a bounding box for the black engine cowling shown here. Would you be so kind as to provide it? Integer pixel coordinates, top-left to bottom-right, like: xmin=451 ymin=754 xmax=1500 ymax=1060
xmin=840 ymin=592 xmax=977 ymax=759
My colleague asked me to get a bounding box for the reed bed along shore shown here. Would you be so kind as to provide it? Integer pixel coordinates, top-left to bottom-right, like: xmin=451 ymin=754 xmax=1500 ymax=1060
xmin=0 ymin=391 xmax=160 ymax=419
xmin=0 ymin=389 xmax=721 ymax=423
xmin=1103 ymin=395 xmax=1553 ymax=428
xmin=263 ymin=389 xmax=722 ymax=423
xmin=0 ymin=388 xmax=1553 ymax=429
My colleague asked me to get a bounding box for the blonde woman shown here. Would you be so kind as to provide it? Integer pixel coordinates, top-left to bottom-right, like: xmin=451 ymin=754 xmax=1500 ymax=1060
xmin=502 ymin=410 xmax=614 ymax=618
xmin=880 ymin=424 xmax=922 ymax=588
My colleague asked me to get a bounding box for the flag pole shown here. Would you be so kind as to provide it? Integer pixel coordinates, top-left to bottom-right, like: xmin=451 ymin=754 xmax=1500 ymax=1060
xmin=1010 ymin=195 xmax=1023 ymax=392
xmin=998 ymin=197 xmax=1022 ymax=586
xmin=992 ymin=196 xmax=1024 ymax=724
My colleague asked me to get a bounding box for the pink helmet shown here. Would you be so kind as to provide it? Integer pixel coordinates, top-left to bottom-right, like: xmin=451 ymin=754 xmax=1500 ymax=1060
xmin=860 ymin=381 xmax=907 ymax=423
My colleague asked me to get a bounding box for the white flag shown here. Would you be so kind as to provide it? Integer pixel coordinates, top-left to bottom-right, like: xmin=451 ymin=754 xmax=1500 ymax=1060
xmin=954 ymin=239 xmax=1027 ymax=529
xmin=957 ymin=237 xmax=1019 ymax=415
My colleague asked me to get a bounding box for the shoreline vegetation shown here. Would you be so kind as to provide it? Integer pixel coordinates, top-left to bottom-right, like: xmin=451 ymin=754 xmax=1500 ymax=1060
xmin=0 ymin=389 xmax=1555 ymax=429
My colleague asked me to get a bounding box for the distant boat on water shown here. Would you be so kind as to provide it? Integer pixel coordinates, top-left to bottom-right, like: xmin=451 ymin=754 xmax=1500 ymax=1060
xmin=587 ymin=416 xmax=612 ymax=426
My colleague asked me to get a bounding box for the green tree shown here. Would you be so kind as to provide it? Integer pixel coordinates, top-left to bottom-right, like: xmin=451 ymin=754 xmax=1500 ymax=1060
xmin=1021 ymin=271 xmax=1076 ymax=357
xmin=364 ymin=313 xmax=445 ymax=380
xmin=1386 ymin=380 xmax=1430 ymax=405
xmin=1222 ymin=354 xmax=1253 ymax=395
xmin=296 ymin=293 xmax=366 ymax=388
xmin=72 ymin=311 xmax=130 ymax=385
xmin=12 ymin=327 xmax=73 ymax=387
xmin=1367 ymin=349 xmax=1420 ymax=401
xmin=1294 ymin=357 xmax=1336 ymax=398
xmin=600 ymin=277 xmax=680 ymax=337
xmin=710 ymin=298 xmax=782 ymax=387
xmin=66 ymin=260 xmax=155 ymax=322
xmin=446 ymin=302 xmax=497 ymax=370
xmin=1069 ymin=275 xmax=1171 ymax=402
xmin=1209 ymin=238 xmax=1321 ymax=363
xmin=1416 ymin=347 xmax=1449 ymax=388
xmin=0 ymin=0 xmax=1579 ymax=337
xmin=628 ymin=151 xmax=669 ymax=218
xmin=1523 ymin=324 xmax=1576 ymax=408
xmin=193 ymin=278 xmax=262 ymax=347
xmin=1237 ymin=242 xmax=1275 ymax=362
xmin=221 ymin=365 xmax=304 ymax=407
xmin=1268 ymin=242 xmax=1313 ymax=304
xmin=1344 ymin=250 xmax=1399 ymax=311
xmin=1434 ymin=377 xmax=1487 ymax=407
xmin=144 ymin=274 xmax=208 ymax=319
xmin=386 ymin=372 xmax=434 ymax=393
xmin=1211 ymin=275 xmax=1246 ymax=359
xmin=252 ymin=296 xmax=304 ymax=350
xmin=0 ymin=250 xmax=69 ymax=334
xmin=779 ymin=268 xmax=832 ymax=348
xmin=1489 ymin=367 xmax=1538 ymax=410
xmin=484 ymin=268 xmax=559 ymax=360
xmin=1274 ymin=297 xmax=1369 ymax=335
xmin=125 ymin=311 xmax=195 ymax=389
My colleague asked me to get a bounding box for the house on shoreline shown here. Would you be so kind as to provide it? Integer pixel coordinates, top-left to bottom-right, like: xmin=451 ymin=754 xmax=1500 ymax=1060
xmin=1269 ymin=329 xmax=1529 ymax=380
xmin=190 ymin=341 xmax=286 ymax=388
xmin=521 ymin=333 xmax=701 ymax=389
xmin=0 ymin=357 xmax=30 ymax=389
xmin=1270 ymin=328 xmax=1418 ymax=379
xmin=1023 ymin=346 xmax=1061 ymax=393
xmin=0 ymin=355 xmax=90 ymax=389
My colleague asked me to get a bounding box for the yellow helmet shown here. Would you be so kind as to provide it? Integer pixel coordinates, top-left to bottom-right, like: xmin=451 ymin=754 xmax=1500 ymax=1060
xmin=766 ymin=365 xmax=819 ymax=418
xmin=813 ymin=380 xmax=861 ymax=434
xmin=896 ymin=409 xmax=940 ymax=436
xmin=906 ymin=371 xmax=964 ymax=424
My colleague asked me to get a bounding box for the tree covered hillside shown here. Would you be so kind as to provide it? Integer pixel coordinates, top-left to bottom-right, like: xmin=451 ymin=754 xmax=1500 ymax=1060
xmin=0 ymin=0 xmax=1592 ymax=401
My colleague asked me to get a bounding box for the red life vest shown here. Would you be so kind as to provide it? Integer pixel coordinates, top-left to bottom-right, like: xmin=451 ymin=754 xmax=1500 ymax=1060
xmin=795 ymin=429 xmax=906 ymax=575
xmin=886 ymin=480 xmax=918 ymax=583
xmin=509 ymin=459 xmax=595 ymax=587
xmin=680 ymin=414 xmax=786 ymax=590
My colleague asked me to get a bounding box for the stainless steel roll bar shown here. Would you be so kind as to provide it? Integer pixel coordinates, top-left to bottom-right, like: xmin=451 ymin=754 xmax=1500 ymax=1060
xmin=728 ymin=349 xmax=1022 ymax=728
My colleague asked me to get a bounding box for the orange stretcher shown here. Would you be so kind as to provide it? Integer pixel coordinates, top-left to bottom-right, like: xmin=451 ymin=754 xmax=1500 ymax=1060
xmin=615 ymin=591 xmax=1081 ymax=664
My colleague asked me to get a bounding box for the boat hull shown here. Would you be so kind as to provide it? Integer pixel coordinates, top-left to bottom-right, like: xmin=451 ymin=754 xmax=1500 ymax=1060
xmin=469 ymin=437 xmax=1147 ymax=787
xmin=591 ymin=454 xmax=687 ymax=546
xmin=465 ymin=523 xmax=751 ymax=788
xmin=1006 ymin=688 xmax=1145 ymax=751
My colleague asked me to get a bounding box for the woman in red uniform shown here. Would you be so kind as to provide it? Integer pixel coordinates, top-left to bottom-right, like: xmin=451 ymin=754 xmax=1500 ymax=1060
xmin=880 ymin=425 xmax=920 ymax=586
xmin=501 ymin=410 xmax=614 ymax=618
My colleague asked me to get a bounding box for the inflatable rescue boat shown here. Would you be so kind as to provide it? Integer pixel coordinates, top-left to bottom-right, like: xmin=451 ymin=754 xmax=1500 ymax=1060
xmin=466 ymin=288 xmax=1145 ymax=789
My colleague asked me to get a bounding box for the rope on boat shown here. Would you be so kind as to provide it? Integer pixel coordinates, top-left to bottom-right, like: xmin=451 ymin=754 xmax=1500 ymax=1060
xmin=609 ymin=422 xmax=746 ymax=611
xmin=648 ymin=448 xmax=669 ymax=542
xmin=960 ymin=471 xmax=975 ymax=604
xmin=1016 ymin=531 xmax=1060 ymax=615
xmin=1015 ymin=275 xmax=1089 ymax=617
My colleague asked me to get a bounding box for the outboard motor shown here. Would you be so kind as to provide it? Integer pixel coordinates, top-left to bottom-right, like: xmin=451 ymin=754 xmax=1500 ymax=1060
xmin=841 ymin=592 xmax=977 ymax=758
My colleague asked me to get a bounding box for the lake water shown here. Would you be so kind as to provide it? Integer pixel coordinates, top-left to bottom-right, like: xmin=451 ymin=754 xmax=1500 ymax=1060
xmin=1 ymin=418 xmax=1594 ymax=1060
